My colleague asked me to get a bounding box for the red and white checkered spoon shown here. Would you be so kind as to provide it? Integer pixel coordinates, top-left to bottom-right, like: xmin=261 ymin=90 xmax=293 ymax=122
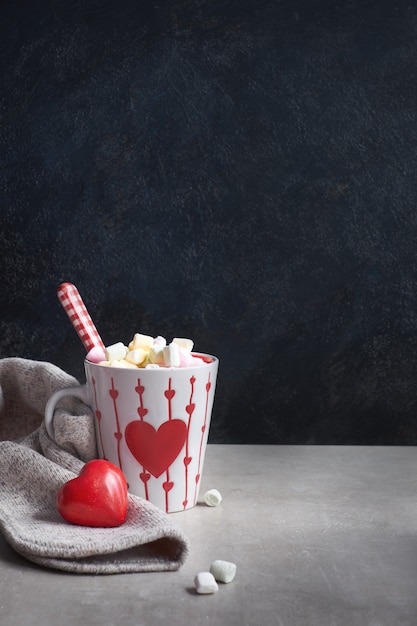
xmin=57 ymin=282 xmax=105 ymax=353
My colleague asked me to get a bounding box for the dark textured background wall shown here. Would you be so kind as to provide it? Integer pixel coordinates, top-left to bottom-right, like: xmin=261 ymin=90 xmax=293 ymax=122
xmin=2 ymin=0 xmax=417 ymax=444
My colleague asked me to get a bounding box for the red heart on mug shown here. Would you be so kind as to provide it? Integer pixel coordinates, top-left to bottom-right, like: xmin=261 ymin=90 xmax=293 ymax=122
xmin=185 ymin=403 xmax=195 ymax=415
xmin=56 ymin=460 xmax=128 ymax=528
xmin=164 ymin=389 xmax=175 ymax=401
xmin=125 ymin=419 xmax=187 ymax=478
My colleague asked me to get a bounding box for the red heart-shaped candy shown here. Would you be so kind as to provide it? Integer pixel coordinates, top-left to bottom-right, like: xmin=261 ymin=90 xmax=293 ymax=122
xmin=56 ymin=459 xmax=128 ymax=528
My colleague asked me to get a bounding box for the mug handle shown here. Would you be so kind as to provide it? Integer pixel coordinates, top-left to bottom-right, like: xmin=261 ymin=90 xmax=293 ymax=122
xmin=44 ymin=384 xmax=91 ymax=442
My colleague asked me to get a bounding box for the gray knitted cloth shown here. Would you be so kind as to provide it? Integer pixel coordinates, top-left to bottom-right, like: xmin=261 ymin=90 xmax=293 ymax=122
xmin=0 ymin=358 xmax=190 ymax=574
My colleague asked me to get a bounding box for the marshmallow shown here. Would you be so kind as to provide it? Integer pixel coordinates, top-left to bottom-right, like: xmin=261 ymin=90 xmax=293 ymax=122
xmin=97 ymin=333 xmax=206 ymax=370
xmin=86 ymin=345 xmax=106 ymax=363
xmin=173 ymin=337 xmax=194 ymax=352
xmin=194 ymin=572 xmax=219 ymax=594
xmin=178 ymin=353 xmax=206 ymax=367
xmin=128 ymin=333 xmax=154 ymax=351
xmin=109 ymin=359 xmax=137 ymax=368
xmin=204 ymin=489 xmax=222 ymax=507
xmin=210 ymin=560 xmax=237 ymax=584
xmin=163 ymin=343 xmax=180 ymax=367
xmin=125 ymin=348 xmax=147 ymax=365
xmin=177 ymin=346 xmax=196 ymax=367
xmin=149 ymin=344 xmax=165 ymax=365
xmin=105 ymin=342 xmax=128 ymax=362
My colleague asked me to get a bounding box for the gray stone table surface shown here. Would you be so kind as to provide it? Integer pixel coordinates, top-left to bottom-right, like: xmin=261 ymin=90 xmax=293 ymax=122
xmin=1 ymin=444 xmax=417 ymax=625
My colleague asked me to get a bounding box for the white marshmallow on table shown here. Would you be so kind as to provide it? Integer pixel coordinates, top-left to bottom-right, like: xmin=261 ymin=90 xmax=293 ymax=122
xmin=105 ymin=342 xmax=128 ymax=362
xmin=194 ymin=572 xmax=219 ymax=594
xmin=204 ymin=489 xmax=222 ymax=507
xmin=210 ymin=560 xmax=237 ymax=584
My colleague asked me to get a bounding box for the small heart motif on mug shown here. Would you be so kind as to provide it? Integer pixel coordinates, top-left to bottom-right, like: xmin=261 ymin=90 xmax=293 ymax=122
xmin=95 ymin=410 xmax=102 ymax=420
xmin=163 ymin=481 xmax=174 ymax=493
xmin=114 ymin=432 xmax=122 ymax=441
xmin=206 ymin=382 xmax=211 ymax=392
xmin=135 ymin=384 xmax=145 ymax=395
xmin=137 ymin=406 xmax=148 ymax=419
xmin=164 ymin=389 xmax=175 ymax=401
xmin=109 ymin=389 xmax=119 ymax=400
xmin=183 ymin=456 xmax=192 ymax=466
xmin=140 ymin=471 xmax=151 ymax=483
xmin=186 ymin=403 xmax=195 ymax=415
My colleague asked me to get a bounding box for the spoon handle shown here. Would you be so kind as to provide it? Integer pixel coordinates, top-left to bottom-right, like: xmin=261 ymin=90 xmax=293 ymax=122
xmin=57 ymin=282 xmax=105 ymax=353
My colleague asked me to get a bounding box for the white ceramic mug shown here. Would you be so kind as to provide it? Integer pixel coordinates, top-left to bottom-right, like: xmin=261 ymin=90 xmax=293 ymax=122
xmin=45 ymin=354 xmax=218 ymax=513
